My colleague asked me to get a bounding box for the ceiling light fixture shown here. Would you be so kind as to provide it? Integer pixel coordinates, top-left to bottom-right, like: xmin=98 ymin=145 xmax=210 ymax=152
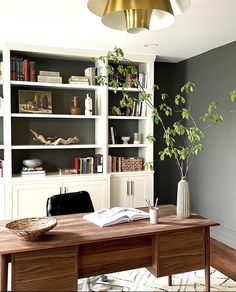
xmin=87 ymin=0 xmax=191 ymax=34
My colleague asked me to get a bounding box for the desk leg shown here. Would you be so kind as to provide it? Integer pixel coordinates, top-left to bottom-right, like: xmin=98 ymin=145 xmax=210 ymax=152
xmin=205 ymin=227 xmax=210 ymax=292
xmin=0 ymin=254 xmax=9 ymax=292
xmin=168 ymin=275 xmax=172 ymax=286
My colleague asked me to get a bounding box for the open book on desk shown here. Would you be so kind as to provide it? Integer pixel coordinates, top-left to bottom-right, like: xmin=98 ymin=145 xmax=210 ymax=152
xmin=83 ymin=207 xmax=150 ymax=227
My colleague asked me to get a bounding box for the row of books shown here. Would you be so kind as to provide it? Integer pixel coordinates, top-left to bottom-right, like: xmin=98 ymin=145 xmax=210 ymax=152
xmin=73 ymin=154 xmax=103 ymax=174
xmin=125 ymin=100 xmax=147 ymax=117
xmin=108 ymin=70 xmax=148 ymax=89
xmin=10 ymin=56 xmax=36 ymax=81
xmin=108 ymin=156 xmax=144 ymax=172
xmin=138 ymin=72 xmax=148 ymax=89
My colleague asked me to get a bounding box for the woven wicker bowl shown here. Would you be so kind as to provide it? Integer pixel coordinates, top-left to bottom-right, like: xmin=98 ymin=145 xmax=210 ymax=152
xmin=5 ymin=217 xmax=57 ymax=241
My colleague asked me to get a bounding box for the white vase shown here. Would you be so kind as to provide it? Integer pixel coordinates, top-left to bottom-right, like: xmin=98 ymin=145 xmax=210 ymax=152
xmin=177 ymin=177 xmax=191 ymax=218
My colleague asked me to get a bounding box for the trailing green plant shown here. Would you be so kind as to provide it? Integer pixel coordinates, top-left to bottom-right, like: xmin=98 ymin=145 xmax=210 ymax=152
xmin=96 ymin=47 xmax=236 ymax=178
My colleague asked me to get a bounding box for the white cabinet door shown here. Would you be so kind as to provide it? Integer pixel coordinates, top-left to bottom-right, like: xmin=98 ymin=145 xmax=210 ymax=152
xmin=64 ymin=178 xmax=110 ymax=211
xmin=12 ymin=182 xmax=60 ymax=219
xmin=110 ymin=173 xmax=153 ymax=208
xmin=110 ymin=177 xmax=129 ymax=207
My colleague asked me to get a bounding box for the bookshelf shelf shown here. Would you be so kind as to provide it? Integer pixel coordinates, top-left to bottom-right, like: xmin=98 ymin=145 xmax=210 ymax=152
xmin=11 ymin=81 xmax=100 ymax=91
xmin=108 ymin=116 xmax=147 ymax=120
xmin=108 ymin=144 xmax=146 ymax=148
xmin=12 ymin=113 xmax=101 ymax=119
xmin=12 ymin=144 xmax=101 ymax=150
xmin=0 ymin=145 xmax=4 ymax=149
xmin=108 ymin=87 xmax=139 ymax=92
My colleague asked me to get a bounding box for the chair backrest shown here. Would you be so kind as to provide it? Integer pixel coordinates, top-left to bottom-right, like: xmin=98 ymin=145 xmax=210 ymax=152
xmin=46 ymin=191 xmax=95 ymax=216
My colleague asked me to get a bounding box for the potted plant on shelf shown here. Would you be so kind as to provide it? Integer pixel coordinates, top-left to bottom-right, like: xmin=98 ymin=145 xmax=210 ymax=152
xmin=96 ymin=47 xmax=236 ymax=218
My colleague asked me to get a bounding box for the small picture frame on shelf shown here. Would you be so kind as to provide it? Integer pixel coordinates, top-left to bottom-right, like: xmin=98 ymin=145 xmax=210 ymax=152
xmin=18 ymin=90 xmax=52 ymax=114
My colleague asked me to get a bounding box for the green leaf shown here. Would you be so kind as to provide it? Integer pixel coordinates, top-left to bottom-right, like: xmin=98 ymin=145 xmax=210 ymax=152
xmin=229 ymin=90 xmax=236 ymax=102
xmin=161 ymin=93 xmax=168 ymax=101
xmin=182 ymin=108 xmax=190 ymax=119
xmin=146 ymin=135 xmax=156 ymax=143
xmin=208 ymin=101 xmax=217 ymax=114
xmin=192 ymin=144 xmax=204 ymax=155
xmin=180 ymin=81 xmax=195 ymax=93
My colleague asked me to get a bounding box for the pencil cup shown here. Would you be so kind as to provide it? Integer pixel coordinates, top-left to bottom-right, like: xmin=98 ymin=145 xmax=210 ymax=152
xmin=149 ymin=207 xmax=159 ymax=224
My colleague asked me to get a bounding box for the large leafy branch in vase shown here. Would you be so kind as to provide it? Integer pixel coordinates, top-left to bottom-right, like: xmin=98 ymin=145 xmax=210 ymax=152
xmin=96 ymin=47 xmax=236 ymax=178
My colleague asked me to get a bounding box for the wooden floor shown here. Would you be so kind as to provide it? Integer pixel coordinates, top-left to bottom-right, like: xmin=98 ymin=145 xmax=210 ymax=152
xmin=210 ymin=238 xmax=236 ymax=281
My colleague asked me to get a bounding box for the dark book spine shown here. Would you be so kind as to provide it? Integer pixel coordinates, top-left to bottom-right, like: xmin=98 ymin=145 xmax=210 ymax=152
xmin=30 ymin=61 xmax=36 ymax=82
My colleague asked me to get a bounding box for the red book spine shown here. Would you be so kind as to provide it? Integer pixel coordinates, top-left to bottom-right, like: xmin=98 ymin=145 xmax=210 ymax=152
xmin=23 ymin=59 xmax=29 ymax=81
xmin=73 ymin=157 xmax=79 ymax=174
xmin=30 ymin=61 xmax=36 ymax=82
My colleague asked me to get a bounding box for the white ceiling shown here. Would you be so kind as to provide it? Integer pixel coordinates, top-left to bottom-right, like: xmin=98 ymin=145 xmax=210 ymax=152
xmin=0 ymin=0 xmax=236 ymax=62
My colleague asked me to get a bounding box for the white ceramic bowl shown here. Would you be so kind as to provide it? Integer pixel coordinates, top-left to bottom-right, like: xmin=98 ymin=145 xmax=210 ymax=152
xmin=121 ymin=136 xmax=130 ymax=144
xmin=23 ymin=159 xmax=42 ymax=168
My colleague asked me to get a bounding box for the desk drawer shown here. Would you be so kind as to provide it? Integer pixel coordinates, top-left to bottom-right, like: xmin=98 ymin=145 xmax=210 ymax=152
xmin=78 ymin=236 xmax=152 ymax=278
xmin=149 ymin=227 xmax=205 ymax=277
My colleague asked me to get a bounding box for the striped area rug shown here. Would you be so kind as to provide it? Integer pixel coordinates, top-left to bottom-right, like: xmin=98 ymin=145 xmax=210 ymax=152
xmin=78 ymin=268 xmax=236 ymax=291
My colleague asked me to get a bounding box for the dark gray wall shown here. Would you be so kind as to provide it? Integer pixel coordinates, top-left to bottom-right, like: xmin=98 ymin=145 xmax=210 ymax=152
xmin=155 ymin=41 xmax=236 ymax=249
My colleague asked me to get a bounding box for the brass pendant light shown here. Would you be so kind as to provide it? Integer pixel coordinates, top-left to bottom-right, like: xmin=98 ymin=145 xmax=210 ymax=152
xmin=87 ymin=0 xmax=191 ymax=34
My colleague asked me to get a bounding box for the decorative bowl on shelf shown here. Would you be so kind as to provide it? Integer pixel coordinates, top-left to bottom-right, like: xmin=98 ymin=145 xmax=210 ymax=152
xmin=5 ymin=217 xmax=57 ymax=241
xmin=22 ymin=158 xmax=42 ymax=168
xmin=121 ymin=136 xmax=130 ymax=144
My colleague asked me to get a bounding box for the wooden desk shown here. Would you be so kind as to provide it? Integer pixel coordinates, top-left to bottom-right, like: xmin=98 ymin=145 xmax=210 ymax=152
xmin=0 ymin=205 xmax=219 ymax=291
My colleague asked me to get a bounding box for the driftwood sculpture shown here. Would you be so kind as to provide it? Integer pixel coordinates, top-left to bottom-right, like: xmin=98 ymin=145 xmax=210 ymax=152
xmin=30 ymin=129 xmax=80 ymax=145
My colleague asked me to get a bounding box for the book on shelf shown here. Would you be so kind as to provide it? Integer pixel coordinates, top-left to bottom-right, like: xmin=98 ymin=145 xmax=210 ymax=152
xmin=68 ymin=80 xmax=89 ymax=85
xmin=39 ymin=70 xmax=60 ymax=77
xmin=29 ymin=61 xmax=36 ymax=82
xmin=68 ymin=76 xmax=89 ymax=82
xmin=37 ymin=75 xmax=62 ymax=83
xmin=21 ymin=170 xmax=46 ymax=177
xmin=110 ymin=126 xmax=116 ymax=144
xmin=83 ymin=207 xmax=150 ymax=227
xmin=84 ymin=67 xmax=96 ymax=85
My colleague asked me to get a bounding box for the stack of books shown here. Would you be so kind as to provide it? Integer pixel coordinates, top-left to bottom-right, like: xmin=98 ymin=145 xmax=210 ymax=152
xmin=68 ymin=76 xmax=89 ymax=85
xmin=37 ymin=71 xmax=62 ymax=83
xmin=21 ymin=166 xmax=46 ymax=177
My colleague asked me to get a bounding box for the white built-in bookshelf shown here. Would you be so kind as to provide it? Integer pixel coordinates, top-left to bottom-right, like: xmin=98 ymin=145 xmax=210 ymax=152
xmin=1 ymin=43 xmax=155 ymax=220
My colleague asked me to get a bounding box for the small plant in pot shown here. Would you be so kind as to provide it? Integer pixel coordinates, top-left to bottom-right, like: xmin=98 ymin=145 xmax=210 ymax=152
xmin=96 ymin=47 xmax=236 ymax=218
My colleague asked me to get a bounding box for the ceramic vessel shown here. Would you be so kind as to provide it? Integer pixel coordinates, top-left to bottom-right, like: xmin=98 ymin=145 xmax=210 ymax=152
xmin=176 ymin=177 xmax=191 ymax=218
xmin=70 ymin=96 xmax=82 ymax=115
xmin=23 ymin=158 xmax=42 ymax=168
xmin=121 ymin=136 xmax=130 ymax=144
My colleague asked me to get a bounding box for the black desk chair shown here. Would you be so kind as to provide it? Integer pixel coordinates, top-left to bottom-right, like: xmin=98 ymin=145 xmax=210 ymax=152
xmin=46 ymin=191 xmax=115 ymax=291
